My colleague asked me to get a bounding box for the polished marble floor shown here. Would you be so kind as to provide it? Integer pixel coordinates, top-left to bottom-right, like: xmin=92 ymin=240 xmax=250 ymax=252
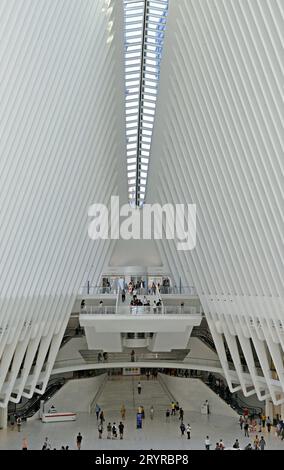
xmin=0 ymin=377 xmax=283 ymax=450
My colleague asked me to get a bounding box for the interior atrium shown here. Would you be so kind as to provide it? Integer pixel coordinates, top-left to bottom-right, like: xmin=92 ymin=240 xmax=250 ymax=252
xmin=0 ymin=0 xmax=283 ymax=454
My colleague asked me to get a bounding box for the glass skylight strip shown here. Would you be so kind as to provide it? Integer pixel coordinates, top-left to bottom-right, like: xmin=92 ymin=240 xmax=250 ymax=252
xmin=124 ymin=0 xmax=168 ymax=207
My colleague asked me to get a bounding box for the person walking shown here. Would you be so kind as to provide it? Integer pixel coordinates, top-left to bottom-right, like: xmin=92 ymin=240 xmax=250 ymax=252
xmin=180 ymin=422 xmax=186 ymax=437
xmin=107 ymin=422 xmax=112 ymax=439
xmin=266 ymin=417 xmax=272 ymax=433
xmin=98 ymin=422 xmax=103 ymax=439
xmin=171 ymin=402 xmax=176 ymax=416
xmin=179 ymin=407 xmax=184 ymax=422
xmin=121 ymin=404 xmax=126 ymax=420
xmin=95 ymin=403 xmax=101 ymax=421
xmin=253 ymin=435 xmax=260 ymax=450
xmin=186 ymin=424 xmax=191 ymax=439
xmin=261 ymin=413 xmax=266 ymax=428
xmin=99 ymin=410 xmax=105 ymax=425
xmin=10 ymin=415 xmax=15 ymax=431
xmin=205 ymin=400 xmax=210 ymax=414
xmin=137 ymin=381 xmax=142 ymax=395
xmin=205 ymin=436 xmax=211 ymax=450
xmin=76 ymin=432 xmax=82 ymax=450
xmin=218 ymin=439 xmax=225 ymax=450
xmin=22 ymin=437 xmax=28 ymax=450
xmin=259 ymin=436 xmax=266 ymax=450
xmin=150 ymin=405 xmax=154 ymax=420
xmin=112 ymin=423 xmax=118 ymax=439
xmin=16 ymin=416 xmax=22 ymax=432
xmin=244 ymin=421 xmax=249 ymax=437
xmin=166 ymin=409 xmax=170 ymax=422
xmin=118 ymin=422 xmax=124 ymax=440
xmin=42 ymin=437 xmax=51 ymax=450
xmin=239 ymin=415 xmax=244 ymax=430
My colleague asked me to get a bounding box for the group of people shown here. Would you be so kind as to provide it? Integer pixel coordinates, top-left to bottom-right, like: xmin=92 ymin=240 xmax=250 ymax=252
xmin=10 ymin=416 xmax=23 ymax=432
xmin=128 ymin=280 xmax=145 ymax=294
xmin=203 ymin=435 xmax=266 ymax=450
xmin=22 ymin=435 xmax=75 ymax=450
xmin=164 ymin=401 xmax=191 ymax=440
xmin=97 ymin=351 xmax=108 ymax=362
xmin=94 ymin=403 xmax=125 ymax=440
xmin=130 ymin=295 xmax=145 ymax=307
xmin=239 ymin=412 xmax=273 ymax=437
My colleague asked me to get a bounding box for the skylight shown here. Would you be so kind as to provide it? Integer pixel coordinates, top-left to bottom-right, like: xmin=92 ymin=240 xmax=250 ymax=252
xmin=124 ymin=0 xmax=168 ymax=207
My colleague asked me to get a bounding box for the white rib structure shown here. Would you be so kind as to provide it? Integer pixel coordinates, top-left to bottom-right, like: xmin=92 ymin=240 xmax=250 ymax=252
xmin=0 ymin=0 xmax=126 ymax=406
xmin=147 ymin=0 xmax=284 ymax=403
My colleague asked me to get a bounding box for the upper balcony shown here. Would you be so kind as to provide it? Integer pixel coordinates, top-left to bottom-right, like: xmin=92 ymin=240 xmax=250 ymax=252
xmin=80 ymin=305 xmax=201 ymax=316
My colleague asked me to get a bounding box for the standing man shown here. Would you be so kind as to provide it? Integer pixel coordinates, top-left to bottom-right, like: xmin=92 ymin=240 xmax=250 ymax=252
xmin=107 ymin=422 xmax=112 ymax=439
xmin=244 ymin=420 xmax=249 ymax=437
xmin=99 ymin=410 xmax=105 ymax=425
xmin=259 ymin=436 xmax=266 ymax=450
xmin=76 ymin=432 xmax=82 ymax=450
xmin=266 ymin=417 xmax=272 ymax=433
xmin=205 ymin=400 xmax=210 ymax=414
xmin=16 ymin=416 xmax=22 ymax=432
xmin=118 ymin=422 xmax=124 ymax=440
xmin=186 ymin=424 xmax=191 ymax=439
xmin=120 ymin=403 xmax=126 ymax=420
xmin=137 ymin=381 xmax=142 ymax=395
xmin=98 ymin=422 xmax=103 ymax=439
xmin=180 ymin=422 xmax=186 ymax=437
xmin=95 ymin=403 xmax=101 ymax=421
xmin=205 ymin=436 xmax=211 ymax=450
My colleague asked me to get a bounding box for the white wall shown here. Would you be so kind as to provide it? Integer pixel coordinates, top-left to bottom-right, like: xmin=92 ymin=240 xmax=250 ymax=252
xmin=160 ymin=374 xmax=237 ymax=418
xmin=108 ymin=239 xmax=163 ymax=267
xmin=44 ymin=375 xmax=106 ymax=413
xmin=186 ymin=337 xmax=219 ymax=362
xmin=56 ymin=337 xmax=88 ymax=362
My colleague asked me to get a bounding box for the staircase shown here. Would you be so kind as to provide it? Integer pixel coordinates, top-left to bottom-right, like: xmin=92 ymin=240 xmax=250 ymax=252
xmin=92 ymin=375 xmax=176 ymax=416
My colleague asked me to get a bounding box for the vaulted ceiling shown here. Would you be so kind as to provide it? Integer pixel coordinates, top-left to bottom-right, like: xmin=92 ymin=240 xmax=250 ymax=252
xmin=0 ymin=0 xmax=283 ymax=404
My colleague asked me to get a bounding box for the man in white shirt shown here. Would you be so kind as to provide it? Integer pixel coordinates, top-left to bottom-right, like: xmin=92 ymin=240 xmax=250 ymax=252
xmin=205 ymin=436 xmax=211 ymax=450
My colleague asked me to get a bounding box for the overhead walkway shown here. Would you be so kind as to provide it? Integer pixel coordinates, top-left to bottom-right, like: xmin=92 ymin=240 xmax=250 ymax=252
xmin=79 ymin=349 xmax=190 ymax=363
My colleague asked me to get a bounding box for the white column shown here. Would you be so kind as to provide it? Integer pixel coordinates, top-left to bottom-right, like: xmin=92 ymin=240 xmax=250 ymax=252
xmin=280 ymin=401 xmax=284 ymax=420
xmin=265 ymin=399 xmax=273 ymax=419
xmin=0 ymin=407 xmax=8 ymax=430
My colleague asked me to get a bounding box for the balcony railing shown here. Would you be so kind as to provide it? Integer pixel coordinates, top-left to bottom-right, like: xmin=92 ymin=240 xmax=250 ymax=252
xmin=79 ymin=284 xmax=197 ymax=296
xmin=80 ymin=305 xmax=200 ymax=316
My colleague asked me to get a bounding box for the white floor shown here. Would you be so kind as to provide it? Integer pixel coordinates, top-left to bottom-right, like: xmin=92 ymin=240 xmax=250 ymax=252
xmin=0 ymin=377 xmax=283 ymax=450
